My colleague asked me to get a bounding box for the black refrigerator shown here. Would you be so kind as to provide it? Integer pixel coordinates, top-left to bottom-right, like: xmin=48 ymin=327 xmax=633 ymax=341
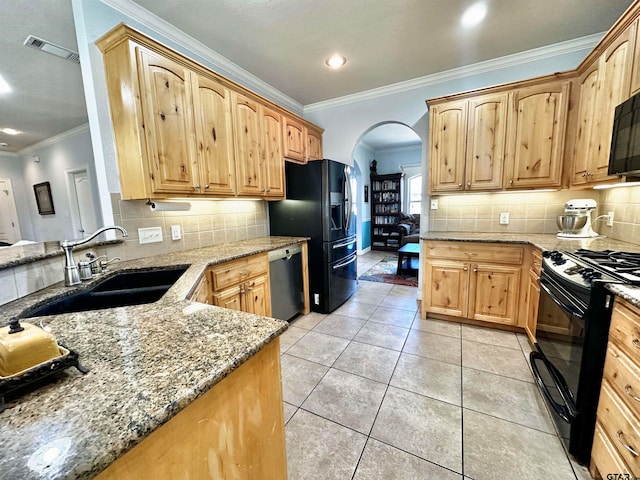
xmin=269 ymin=159 xmax=357 ymax=313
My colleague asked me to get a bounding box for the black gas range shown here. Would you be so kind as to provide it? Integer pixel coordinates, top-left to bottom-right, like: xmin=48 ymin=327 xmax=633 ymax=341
xmin=530 ymin=248 xmax=640 ymax=464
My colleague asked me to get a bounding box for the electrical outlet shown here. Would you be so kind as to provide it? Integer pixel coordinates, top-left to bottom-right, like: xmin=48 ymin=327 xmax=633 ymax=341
xmin=430 ymin=199 xmax=439 ymax=210
xmin=499 ymin=212 xmax=510 ymax=225
xmin=171 ymin=225 xmax=182 ymax=240
xmin=607 ymin=211 xmax=615 ymax=227
xmin=138 ymin=226 xmax=163 ymax=244
xmin=314 ymin=293 xmax=320 ymax=305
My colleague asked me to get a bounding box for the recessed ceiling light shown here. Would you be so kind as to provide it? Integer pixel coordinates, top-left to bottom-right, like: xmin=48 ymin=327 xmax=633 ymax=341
xmin=0 ymin=75 xmax=10 ymax=94
xmin=0 ymin=143 xmax=8 ymax=148
xmin=325 ymin=54 xmax=347 ymax=70
xmin=0 ymin=128 xmax=21 ymax=135
xmin=461 ymin=2 xmax=487 ymax=27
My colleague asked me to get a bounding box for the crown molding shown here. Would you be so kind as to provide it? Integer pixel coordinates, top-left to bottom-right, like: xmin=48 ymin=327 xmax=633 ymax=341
xmin=304 ymin=32 xmax=603 ymax=113
xmin=375 ymin=143 xmax=422 ymax=154
xmin=100 ymin=0 xmax=303 ymax=114
xmin=17 ymin=124 xmax=90 ymax=156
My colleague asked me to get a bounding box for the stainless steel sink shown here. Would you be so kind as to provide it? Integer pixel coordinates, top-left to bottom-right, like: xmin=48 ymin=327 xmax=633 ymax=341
xmin=23 ymin=267 xmax=188 ymax=318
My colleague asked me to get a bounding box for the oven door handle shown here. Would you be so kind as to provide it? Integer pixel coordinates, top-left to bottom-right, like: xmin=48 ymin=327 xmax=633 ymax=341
xmin=530 ymin=351 xmax=578 ymax=423
xmin=539 ymin=277 xmax=586 ymax=320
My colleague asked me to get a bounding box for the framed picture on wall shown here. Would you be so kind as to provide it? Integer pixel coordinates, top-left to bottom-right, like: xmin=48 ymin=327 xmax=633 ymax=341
xmin=33 ymin=181 xmax=55 ymax=215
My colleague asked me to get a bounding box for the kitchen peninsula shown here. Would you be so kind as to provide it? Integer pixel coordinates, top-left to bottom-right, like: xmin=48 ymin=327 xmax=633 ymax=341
xmin=0 ymin=236 xmax=305 ymax=479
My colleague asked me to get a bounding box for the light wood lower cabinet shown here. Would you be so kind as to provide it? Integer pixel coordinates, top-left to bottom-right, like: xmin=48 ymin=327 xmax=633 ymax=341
xmin=96 ymin=339 xmax=287 ymax=479
xmin=524 ymin=249 xmax=542 ymax=343
xmin=421 ymin=241 xmax=524 ymax=327
xmin=591 ymin=297 xmax=640 ymax=479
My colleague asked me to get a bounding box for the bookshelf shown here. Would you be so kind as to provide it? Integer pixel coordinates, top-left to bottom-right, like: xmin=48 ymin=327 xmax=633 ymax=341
xmin=370 ymin=173 xmax=403 ymax=251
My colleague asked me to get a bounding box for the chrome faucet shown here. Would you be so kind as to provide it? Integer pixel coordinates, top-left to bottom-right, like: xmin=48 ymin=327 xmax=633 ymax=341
xmin=61 ymin=226 xmax=128 ymax=286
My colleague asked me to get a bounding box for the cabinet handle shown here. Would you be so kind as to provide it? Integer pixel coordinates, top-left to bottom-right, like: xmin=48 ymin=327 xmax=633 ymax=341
xmin=581 ymin=172 xmax=587 ymax=177
xmin=625 ymin=385 xmax=640 ymax=402
xmin=616 ymin=430 xmax=639 ymax=457
xmin=632 ymin=338 xmax=640 ymax=349
xmin=266 ymin=188 xmax=271 ymax=192
xmin=261 ymin=188 xmax=266 ymax=192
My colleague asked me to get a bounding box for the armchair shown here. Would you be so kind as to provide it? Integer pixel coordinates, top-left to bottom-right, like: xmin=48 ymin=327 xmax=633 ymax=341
xmin=397 ymin=213 xmax=420 ymax=246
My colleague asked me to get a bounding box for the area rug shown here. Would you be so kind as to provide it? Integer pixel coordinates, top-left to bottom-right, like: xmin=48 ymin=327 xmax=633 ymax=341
xmin=359 ymin=255 xmax=418 ymax=287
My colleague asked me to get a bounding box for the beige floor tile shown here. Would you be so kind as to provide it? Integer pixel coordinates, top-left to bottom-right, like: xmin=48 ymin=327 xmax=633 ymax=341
xmin=350 ymin=290 xmax=387 ymax=306
xmin=412 ymin=317 xmax=461 ymax=338
xmin=286 ymin=410 xmax=367 ymax=480
xmin=379 ymin=295 xmax=419 ymax=312
xmin=286 ymin=331 xmax=350 ymax=366
xmin=354 ymin=322 xmax=410 ymax=351
xmin=353 ymin=439 xmax=462 ymax=480
xmin=463 ymin=409 xmax=575 ymax=480
xmin=279 ymin=325 xmax=308 ymax=353
xmin=301 ymin=369 xmax=387 ymax=434
xmin=333 ymin=341 xmax=401 ymax=383
xmin=371 ymin=386 xmax=463 ymax=473
xmin=462 ymin=340 xmax=534 ymax=383
xmin=369 ymin=306 xmax=415 ymax=328
xmin=403 ymin=330 xmax=462 ymax=365
xmin=280 ymin=354 xmax=329 ymax=406
xmin=391 ymin=353 xmax=462 ymax=406
xmin=333 ymin=299 xmax=378 ymax=320
xmin=312 ymin=313 xmax=366 ymax=340
xmin=388 ymin=285 xmax=419 ymax=298
xmin=462 ymin=367 xmax=555 ymax=433
xmin=356 ymin=280 xmax=395 ymax=294
xmin=461 ymin=324 xmax=521 ymax=350
xmin=290 ymin=311 xmax=327 ymax=330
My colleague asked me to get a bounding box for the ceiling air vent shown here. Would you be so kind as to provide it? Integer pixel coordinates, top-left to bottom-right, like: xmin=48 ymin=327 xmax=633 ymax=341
xmin=23 ymin=35 xmax=80 ymax=64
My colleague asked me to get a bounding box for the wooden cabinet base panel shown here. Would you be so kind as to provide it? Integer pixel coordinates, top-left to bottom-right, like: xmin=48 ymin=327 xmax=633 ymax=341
xmin=96 ymin=340 xmax=287 ymax=480
xmin=420 ymin=312 xmax=526 ymax=334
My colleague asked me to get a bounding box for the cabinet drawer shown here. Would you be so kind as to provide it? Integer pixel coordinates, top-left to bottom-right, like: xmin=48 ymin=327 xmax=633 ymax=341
xmin=609 ymin=299 xmax=640 ymax=363
xmin=604 ymin=342 xmax=640 ymax=419
xmin=531 ymin=249 xmax=542 ymax=276
xmin=592 ymin=421 xmax=633 ymax=478
xmin=210 ymin=254 xmax=268 ymax=291
xmin=597 ymin=382 xmax=640 ymax=476
xmin=425 ymin=241 xmax=523 ymax=264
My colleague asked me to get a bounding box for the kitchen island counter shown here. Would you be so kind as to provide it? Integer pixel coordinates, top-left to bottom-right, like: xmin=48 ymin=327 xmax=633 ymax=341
xmin=0 ymin=236 xmax=305 ymax=479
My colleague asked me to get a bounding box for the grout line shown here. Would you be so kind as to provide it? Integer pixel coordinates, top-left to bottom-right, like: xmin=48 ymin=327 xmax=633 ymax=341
xmin=460 ymin=325 xmax=466 ymax=478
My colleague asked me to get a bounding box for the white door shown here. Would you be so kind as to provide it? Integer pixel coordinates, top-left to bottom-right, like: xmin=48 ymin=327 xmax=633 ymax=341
xmin=0 ymin=178 xmax=22 ymax=243
xmin=67 ymin=169 xmax=98 ymax=237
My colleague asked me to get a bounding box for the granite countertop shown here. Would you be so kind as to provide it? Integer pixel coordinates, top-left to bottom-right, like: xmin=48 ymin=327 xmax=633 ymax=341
xmin=420 ymin=232 xmax=640 ymax=305
xmin=0 ymin=236 xmax=305 ymax=479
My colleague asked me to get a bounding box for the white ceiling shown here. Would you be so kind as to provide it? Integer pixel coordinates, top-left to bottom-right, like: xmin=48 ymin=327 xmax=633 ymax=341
xmin=0 ymin=0 xmax=635 ymax=153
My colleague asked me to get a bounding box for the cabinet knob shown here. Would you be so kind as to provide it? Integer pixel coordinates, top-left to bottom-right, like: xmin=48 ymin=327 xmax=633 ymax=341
xmin=581 ymin=172 xmax=587 ymax=177
xmin=509 ymin=179 xmax=513 ymax=184
xmin=261 ymin=188 xmax=266 ymax=192
xmin=266 ymin=188 xmax=271 ymax=192
xmin=204 ymin=184 xmax=210 ymax=189
xmin=473 ymin=268 xmax=478 ymax=272
xmin=194 ymin=184 xmax=201 ymax=190
xmin=463 ymin=267 xmax=468 ymax=271
xmin=633 ymin=338 xmax=640 ymax=349
xmin=467 ymin=182 xmax=471 ymax=186
xmin=458 ymin=183 xmax=463 ymax=188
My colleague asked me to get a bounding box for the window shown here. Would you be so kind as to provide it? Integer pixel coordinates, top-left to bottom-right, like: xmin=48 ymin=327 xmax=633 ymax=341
xmin=407 ymin=174 xmax=421 ymax=214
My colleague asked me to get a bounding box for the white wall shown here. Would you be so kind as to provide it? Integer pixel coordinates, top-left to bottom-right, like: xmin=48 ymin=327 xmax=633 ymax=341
xmin=19 ymin=126 xmax=101 ymax=242
xmin=0 ymin=152 xmax=33 ymax=240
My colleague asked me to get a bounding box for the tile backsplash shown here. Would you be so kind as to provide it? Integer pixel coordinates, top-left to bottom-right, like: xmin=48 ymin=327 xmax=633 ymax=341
xmin=429 ymin=186 xmax=640 ymax=246
xmin=109 ymin=194 xmax=268 ymax=261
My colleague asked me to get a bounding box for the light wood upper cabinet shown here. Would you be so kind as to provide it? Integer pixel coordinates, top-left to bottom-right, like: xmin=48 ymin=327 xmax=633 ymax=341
xmin=429 ymin=100 xmax=468 ymax=192
xmin=504 ymin=80 xmax=569 ymax=189
xmin=137 ymin=49 xmax=199 ymax=195
xmin=283 ymin=116 xmax=306 ymax=163
xmin=261 ymin=105 xmax=285 ymax=197
xmin=465 ymin=93 xmax=508 ymax=191
xmin=232 ymin=93 xmax=263 ymax=196
xmin=573 ymin=22 xmax=636 ymax=186
xmin=307 ymin=126 xmax=323 ymax=161
xmin=192 ymin=74 xmax=236 ymax=195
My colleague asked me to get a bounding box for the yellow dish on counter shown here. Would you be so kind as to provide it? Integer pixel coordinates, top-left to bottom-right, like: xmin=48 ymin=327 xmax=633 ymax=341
xmin=0 ymin=320 xmax=63 ymax=377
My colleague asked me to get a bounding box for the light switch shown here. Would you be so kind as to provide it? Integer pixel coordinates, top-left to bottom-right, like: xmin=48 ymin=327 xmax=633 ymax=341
xmin=499 ymin=212 xmax=510 ymax=225
xmin=171 ymin=225 xmax=182 ymax=240
xmin=430 ymin=199 xmax=439 ymax=210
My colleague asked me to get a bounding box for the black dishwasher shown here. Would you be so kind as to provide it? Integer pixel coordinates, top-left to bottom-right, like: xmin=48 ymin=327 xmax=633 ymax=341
xmin=268 ymin=244 xmax=304 ymax=321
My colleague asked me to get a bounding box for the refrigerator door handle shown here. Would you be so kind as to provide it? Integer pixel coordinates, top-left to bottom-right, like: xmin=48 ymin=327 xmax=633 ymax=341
xmin=344 ymin=166 xmax=353 ymax=233
xmin=333 ymin=238 xmax=357 ymax=249
xmin=333 ymin=255 xmax=357 ymax=270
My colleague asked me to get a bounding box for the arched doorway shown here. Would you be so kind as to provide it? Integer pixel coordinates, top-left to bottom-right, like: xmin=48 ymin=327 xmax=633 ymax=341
xmin=351 ymin=122 xmax=422 ymax=253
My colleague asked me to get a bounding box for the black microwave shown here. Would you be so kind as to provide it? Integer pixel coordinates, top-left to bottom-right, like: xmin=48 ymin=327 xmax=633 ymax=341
xmin=609 ymin=91 xmax=640 ymax=176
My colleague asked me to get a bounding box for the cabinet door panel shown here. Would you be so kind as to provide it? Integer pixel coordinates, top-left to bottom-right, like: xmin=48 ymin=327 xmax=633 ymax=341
xmin=466 ymin=93 xmax=507 ymax=190
xmin=213 ymin=286 xmax=243 ymax=311
xmin=137 ymin=49 xmax=198 ymax=194
xmin=261 ymin=106 xmax=285 ymax=198
xmin=469 ymin=263 xmax=521 ymax=325
xmin=429 ymin=101 xmax=467 ymax=192
xmin=307 ymin=129 xmax=323 ymax=161
xmin=505 ymin=81 xmax=569 ymax=188
xmin=244 ymin=275 xmax=271 ymax=317
xmin=284 ymin=117 xmax=306 ymax=162
xmin=193 ymin=75 xmax=236 ymax=195
xmin=423 ymin=259 xmax=469 ymax=317
xmin=525 ymin=268 xmax=540 ymax=343
xmin=572 ymin=63 xmax=602 ymax=185
xmin=233 ymin=93 xmax=263 ymax=195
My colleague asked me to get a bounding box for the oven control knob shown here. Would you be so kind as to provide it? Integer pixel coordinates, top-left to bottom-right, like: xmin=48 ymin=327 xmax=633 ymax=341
xmin=554 ymin=258 xmax=567 ymax=265
xmin=543 ymin=251 xmax=555 ymax=258
xmin=588 ymin=271 xmax=603 ymax=280
xmin=579 ymin=268 xmax=594 ymax=277
xmin=550 ymin=252 xmax=563 ymax=261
